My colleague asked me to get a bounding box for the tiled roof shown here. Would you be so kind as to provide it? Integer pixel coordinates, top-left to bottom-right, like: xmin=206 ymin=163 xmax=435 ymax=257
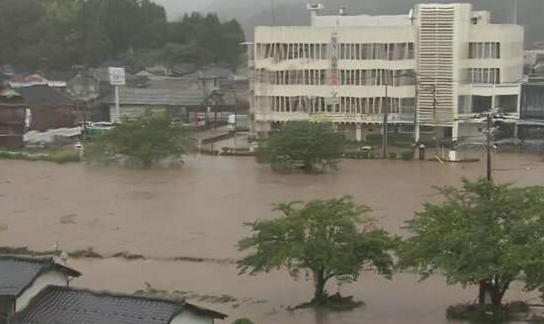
xmin=16 ymin=85 xmax=74 ymax=107
xmin=12 ymin=286 xmax=227 ymax=324
xmin=0 ymin=256 xmax=80 ymax=296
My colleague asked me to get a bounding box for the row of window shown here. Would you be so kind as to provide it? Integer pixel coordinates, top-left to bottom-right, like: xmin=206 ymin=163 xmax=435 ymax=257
xmin=262 ymin=96 xmax=415 ymax=115
xmin=256 ymin=42 xmax=415 ymax=61
xmin=255 ymin=69 xmax=416 ymax=86
xmin=469 ymin=42 xmax=501 ymax=59
xmin=338 ymin=43 xmax=415 ymax=61
xmin=256 ymin=41 xmax=499 ymax=61
xmin=467 ymin=68 xmax=501 ymax=84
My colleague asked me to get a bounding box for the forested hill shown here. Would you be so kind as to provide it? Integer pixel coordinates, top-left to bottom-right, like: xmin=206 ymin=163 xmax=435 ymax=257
xmin=202 ymin=0 xmax=543 ymax=46
xmin=0 ymin=0 xmax=245 ymax=72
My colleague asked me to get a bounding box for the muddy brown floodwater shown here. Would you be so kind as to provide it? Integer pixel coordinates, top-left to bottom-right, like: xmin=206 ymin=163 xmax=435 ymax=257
xmin=1 ymin=153 xmax=544 ymax=323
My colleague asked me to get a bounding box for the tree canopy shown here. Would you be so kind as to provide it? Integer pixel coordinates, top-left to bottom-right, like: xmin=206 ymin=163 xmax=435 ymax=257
xmin=0 ymin=0 xmax=245 ymax=71
xmin=84 ymin=114 xmax=194 ymax=168
xmin=398 ymin=178 xmax=544 ymax=308
xmin=256 ymin=121 xmax=345 ymax=173
xmin=238 ymin=197 xmax=396 ymax=303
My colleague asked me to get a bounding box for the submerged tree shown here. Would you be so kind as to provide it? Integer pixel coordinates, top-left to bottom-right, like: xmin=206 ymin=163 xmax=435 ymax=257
xmin=84 ymin=114 xmax=194 ymax=168
xmin=256 ymin=121 xmax=344 ymax=173
xmin=398 ymin=178 xmax=544 ymax=312
xmin=238 ymin=197 xmax=396 ymax=304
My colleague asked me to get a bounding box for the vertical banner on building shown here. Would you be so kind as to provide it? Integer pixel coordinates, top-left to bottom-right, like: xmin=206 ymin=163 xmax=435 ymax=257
xmin=330 ymin=33 xmax=339 ymax=87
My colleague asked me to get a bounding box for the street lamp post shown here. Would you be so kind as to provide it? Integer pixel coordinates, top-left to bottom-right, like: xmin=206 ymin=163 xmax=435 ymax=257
xmin=381 ymin=83 xmax=389 ymax=159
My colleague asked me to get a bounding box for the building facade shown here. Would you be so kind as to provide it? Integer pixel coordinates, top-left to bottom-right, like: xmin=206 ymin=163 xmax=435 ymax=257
xmin=251 ymin=3 xmax=524 ymax=142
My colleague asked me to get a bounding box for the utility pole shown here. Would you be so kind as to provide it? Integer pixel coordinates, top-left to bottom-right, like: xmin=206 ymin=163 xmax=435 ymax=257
xmin=381 ymin=83 xmax=389 ymax=159
xmin=486 ymin=112 xmax=492 ymax=182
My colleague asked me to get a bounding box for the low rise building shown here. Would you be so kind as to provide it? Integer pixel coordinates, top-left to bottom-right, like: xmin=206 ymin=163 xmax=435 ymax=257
xmin=0 ymin=255 xmax=81 ymax=322
xmin=1 ymin=255 xmax=227 ymax=324
xmin=12 ymin=286 xmax=227 ymax=324
xmin=519 ymin=74 xmax=544 ymax=146
xmin=0 ymin=88 xmax=26 ymax=148
xmin=251 ymin=2 xmax=524 ymax=142
xmin=16 ymin=85 xmax=77 ymax=132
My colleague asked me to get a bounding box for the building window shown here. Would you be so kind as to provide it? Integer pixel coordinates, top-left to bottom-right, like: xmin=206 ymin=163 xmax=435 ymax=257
xmin=468 ymin=68 xmax=501 ymax=84
xmin=469 ymin=42 xmax=500 ymax=59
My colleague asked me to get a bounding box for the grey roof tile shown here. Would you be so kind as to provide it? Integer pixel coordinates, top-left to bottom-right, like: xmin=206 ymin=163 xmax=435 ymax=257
xmin=0 ymin=256 xmax=80 ymax=297
xmin=12 ymin=286 xmax=227 ymax=324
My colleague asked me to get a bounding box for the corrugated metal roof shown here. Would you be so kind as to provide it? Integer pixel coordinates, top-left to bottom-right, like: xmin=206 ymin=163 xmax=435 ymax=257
xmin=12 ymin=286 xmax=227 ymax=324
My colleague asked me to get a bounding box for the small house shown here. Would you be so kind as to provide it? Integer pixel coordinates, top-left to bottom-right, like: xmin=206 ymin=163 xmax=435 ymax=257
xmin=0 ymin=88 xmax=26 ymax=148
xmin=0 ymin=255 xmax=81 ymax=322
xmin=16 ymin=85 xmax=77 ymax=131
xmin=11 ymin=285 xmax=227 ymax=324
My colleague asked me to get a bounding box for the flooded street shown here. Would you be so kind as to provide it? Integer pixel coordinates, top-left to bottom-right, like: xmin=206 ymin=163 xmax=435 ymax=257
xmin=1 ymin=153 xmax=544 ymax=323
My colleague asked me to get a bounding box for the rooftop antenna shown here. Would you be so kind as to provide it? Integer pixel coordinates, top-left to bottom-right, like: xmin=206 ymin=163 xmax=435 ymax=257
xmin=408 ymin=8 xmax=415 ymax=25
xmin=513 ymin=0 xmax=518 ymax=25
xmin=270 ymin=0 xmax=276 ymax=25
xmin=307 ymin=3 xmax=324 ymax=26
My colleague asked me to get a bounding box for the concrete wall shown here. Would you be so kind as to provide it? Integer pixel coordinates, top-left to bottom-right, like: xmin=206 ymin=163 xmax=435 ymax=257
xmin=16 ymin=270 xmax=68 ymax=312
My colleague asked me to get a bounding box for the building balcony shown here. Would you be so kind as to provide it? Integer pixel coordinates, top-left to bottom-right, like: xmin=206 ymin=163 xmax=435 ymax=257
xmin=254 ymin=112 xmax=415 ymax=124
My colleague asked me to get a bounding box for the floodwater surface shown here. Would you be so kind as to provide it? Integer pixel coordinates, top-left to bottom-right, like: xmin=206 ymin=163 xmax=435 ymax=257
xmin=1 ymin=153 xmax=543 ymax=323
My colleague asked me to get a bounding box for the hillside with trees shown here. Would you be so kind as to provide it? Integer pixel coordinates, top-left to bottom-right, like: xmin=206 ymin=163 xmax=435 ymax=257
xmin=0 ymin=0 xmax=245 ymax=71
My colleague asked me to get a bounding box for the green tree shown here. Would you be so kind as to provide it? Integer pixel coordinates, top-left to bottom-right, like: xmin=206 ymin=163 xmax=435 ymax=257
xmin=238 ymin=197 xmax=396 ymax=303
xmin=257 ymin=121 xmax=344 ymax=173
xmin=231 ymin=319 xmax=255 ymax=324
xmin=398 ymin=178 xmax=544 ymax=310
xmin=85 ymin=114 xmax=194 ymax=168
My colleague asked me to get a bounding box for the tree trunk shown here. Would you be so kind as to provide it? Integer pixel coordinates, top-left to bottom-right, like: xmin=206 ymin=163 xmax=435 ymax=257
xmin=478 ymin=280 xmax=489 ymax=306
xmin=313 ymin=270 xmax=327 ymax=304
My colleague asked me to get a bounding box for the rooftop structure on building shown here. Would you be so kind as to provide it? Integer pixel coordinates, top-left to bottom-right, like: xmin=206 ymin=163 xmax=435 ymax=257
xmin=251 ymin=2 xmax=524 ymax=142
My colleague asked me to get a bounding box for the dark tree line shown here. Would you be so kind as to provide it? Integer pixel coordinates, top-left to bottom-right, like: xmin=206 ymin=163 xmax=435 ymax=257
xmin=0 ymin=0 xmax=245 ymax=71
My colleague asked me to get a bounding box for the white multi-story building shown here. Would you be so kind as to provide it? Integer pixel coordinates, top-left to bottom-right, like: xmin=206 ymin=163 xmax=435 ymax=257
xmin=250 ymin=3 xmax=524 ymax=142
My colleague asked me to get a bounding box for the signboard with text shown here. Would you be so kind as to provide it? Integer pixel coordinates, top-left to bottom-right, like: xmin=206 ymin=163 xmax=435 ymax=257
xmin=108 ymin=67 xmax=126 ymax=86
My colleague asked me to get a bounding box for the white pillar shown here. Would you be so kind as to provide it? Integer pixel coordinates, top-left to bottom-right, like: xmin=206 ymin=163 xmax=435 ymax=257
xmin=415 ymin=125 xmax=421 ymax=143
xmin=491 ymin=94 xmax=496 ymax=111
xmin=114 ymin=85 xmax=120 ymax=123
xmin=452 ymin=122 xmax=460 ymax=141
xmin=355 ymin=124 xmax=362 ymax=142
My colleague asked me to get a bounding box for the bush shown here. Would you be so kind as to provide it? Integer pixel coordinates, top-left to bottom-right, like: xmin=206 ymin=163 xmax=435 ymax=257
xmin=85 ymin=114 xmax=194 ymax=168
xmin=400 ymin=150 xmax=415 ymax=160
xmin=0 ymin=150 xmax=80 ymax=164
xmin=232 ymin=319 xmax=255 ymax=324
xmin=389 ymin=152 xmax=398 ymax=160
xmin=257 ymin=121 xmax=344 ymax=173
xmin=47 ymin=150 xmax=81 ymax=164
xmin=344 ymin=150 xmax=371 ymax=160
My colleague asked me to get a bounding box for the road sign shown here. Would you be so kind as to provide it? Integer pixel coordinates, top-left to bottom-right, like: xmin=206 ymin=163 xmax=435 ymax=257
xmin=108 ymin=67 xmax=126 ymax=86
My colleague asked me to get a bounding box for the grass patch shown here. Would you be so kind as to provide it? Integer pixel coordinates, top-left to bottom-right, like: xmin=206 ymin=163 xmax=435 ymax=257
xmin=0 ymin=149 xmax=80 ymax=164
xmin=0 ymin=246 xmax=60 ymax=256
xmin=400 ymin=150 xmax=415 ymax=160
xmin=232 ymin=319 xmax=256 ymax=324
xmin=290 ymin=293 xmax=364 ymax=312
xmin=344 ymin=150 xmax=374 ymax=160
xmin=446 ymin=302 xmax=532 ymax=323
xmin=135 ymin=282 xmax=238 ymax=304
xmin=111 ymin=252 xmax=146 ymax=260
xmin=68 ymin=247 xmax=103 ymax=259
